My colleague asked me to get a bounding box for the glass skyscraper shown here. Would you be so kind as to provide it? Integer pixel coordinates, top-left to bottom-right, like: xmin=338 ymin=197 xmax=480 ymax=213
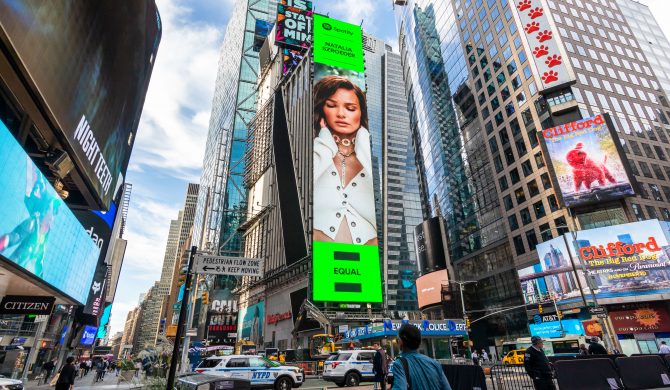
xmin=193 ymin=0 xmax=277 ymax=254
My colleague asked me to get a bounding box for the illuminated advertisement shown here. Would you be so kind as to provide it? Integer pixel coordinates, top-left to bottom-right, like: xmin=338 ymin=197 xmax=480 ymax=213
xmin=414 ymin=217 xmax=448 ymax=273
xmin=96 ymin=304 xmax=112 ymax=339
xmin=0 ymin=1 xmax=162 ymax=209
xmin=539 ymin=114 xmax=636 ymax=207
xmin=238 ymin=301 xmax=264 ymax=346
xmin=0 ymin=120 xmax=100 ymax=304
xmin=518 ymin=236 xmax=585 ymax=306
xmin=283 ymin=48 xmax=305 ymax=76
xmin=74 ymin=202 xmax=117 ymax=316
xmin=207 ymin=288 xmax=238 ymax=346
xmin=607 ymin=302 xmax=670 ymax=334
xmin=569 ymin=219 xmax=670 ymax=300
xmin=508 ymin=0 xmax=575 ymax=91
xmin=276 ymin=0 xmax=312 ymax=49
xmin=80 ymin=325 xmax=97 ymax=345
xmin=311 ymin=15 xmax=382 ymax=303
xmin=529 ymin=319 xmax=585 ymax=338
xmin=416 ymin=269 xmax=450 ymax=309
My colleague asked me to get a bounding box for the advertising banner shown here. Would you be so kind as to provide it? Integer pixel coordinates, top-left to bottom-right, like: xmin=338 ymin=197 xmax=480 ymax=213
xmin=508 ymin=0 xmax=575 ymax=91
xmin=518 ymin=236 xmax=585 ymax=306
xmin=0 ymin=120 xmax=100 ymax=304
xmin=529 ymin=319 xmax=585 ymax=338
xmin=238 ymin=301 xmax=264 ymax=346
xmin=80 ymin=325 xmax=97 ymax=345
xmin=75 ymin=202 xmax=117 ymax=316
xmin=96 ymin=304 xmax=112 ymax=339
xmin=569 ymin=219 xmax=670 ymax=299
xmin=0 ymin=1 xmax=162 ymax=209
xmin=276 ymin=0 xmax=313 ymax=49
xmin=206 ymin=287 xmax=238 ymax=346
xmin=0 ymin=295 xmax=55 ymax=315
xmin=607 ymin=302 xmax=670 ymax=334
xmin=539 ymin=114 xmax=636 ymax=207
xmin=311 ymin=14 xmax=383 ymax=303
xmin=416 ymin=269 xmax=449 ymax=309
xmin=415 ymin=217 xmax=448 ymax=273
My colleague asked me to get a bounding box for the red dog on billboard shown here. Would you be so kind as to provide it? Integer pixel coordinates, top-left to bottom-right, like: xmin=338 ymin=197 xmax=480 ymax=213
xmin=566 ymin=142 xmax=616 ymax=192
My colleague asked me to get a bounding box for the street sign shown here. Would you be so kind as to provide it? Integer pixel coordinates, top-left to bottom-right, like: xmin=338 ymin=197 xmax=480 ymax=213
xmin=596 ymin=313 xmax=608 ymax=319
xmin=589 ymin=307 xmax=606 ymax=315
xmin=185 ymin=328 xmax=198 ymax=337
xmin=194 ymin=254 xmax=264 ymax=277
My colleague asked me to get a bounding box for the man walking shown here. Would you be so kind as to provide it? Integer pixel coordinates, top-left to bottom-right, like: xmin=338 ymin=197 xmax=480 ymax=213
xmin=55 ymin=357 xmax=77 ymax=390
xmin=660 ymin=341 xmax=670 ymax=354
xmin=373 ymin=343 xmax=388 ymax=390
xmin=42 ymin=359 xmax=55 ymax=381
xmin=391 ymin=324 xmax=452 ymax=390
xmin=588 ymin=337 xmax=608 ymax=355
xmin=523 ymin=336 xmax=556 ymax=390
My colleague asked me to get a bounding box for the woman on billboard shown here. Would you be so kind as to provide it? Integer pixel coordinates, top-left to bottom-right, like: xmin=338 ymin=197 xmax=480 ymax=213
xmin=313 ymin=75 xmax=377 ymax=246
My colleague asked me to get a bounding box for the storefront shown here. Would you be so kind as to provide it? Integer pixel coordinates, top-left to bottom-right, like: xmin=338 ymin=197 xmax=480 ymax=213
xmin=607 ymin=301 xmax=670 ymax=355
xmin=341 ymin=319 xmax=467 ymax=359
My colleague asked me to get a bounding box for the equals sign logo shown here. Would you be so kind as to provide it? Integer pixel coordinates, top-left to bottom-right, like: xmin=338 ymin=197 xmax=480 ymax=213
xmin=333 ymin=251 xmax=362 ymax=293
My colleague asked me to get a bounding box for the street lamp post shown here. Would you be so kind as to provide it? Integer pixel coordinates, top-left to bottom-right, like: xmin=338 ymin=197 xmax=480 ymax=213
xmin=448 ymin=279 xmax=477 ymax=359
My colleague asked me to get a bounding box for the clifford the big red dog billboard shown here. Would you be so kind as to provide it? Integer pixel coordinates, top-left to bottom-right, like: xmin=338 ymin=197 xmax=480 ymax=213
xmin=539 ymin=113 xmax=636 ymax=207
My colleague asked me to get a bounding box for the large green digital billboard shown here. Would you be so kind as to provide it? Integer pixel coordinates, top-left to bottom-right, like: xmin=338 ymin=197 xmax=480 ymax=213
xmin=311 ymin=15 xmax=382 ymax=303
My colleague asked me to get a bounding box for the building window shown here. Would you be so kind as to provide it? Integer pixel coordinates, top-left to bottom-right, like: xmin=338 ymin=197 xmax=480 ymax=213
xmin=554 ymin=216 xmax=569 ymax=234
xmin=513 ymin=235 xmax=526 ymax=255
xmin=631 ymin=203 xmax=645 ymax=221
xmin=526 ymin=229 xmax=539 ymax=251
xmin=508 ymin=214 xmax=519 ymax=231
xmin=520 ymin=207 xmax=532 ymax=224
xmin=548 ymin=194 xmax=559 ymax=212
xmin=504 ymin=147 xmax=515 ymax=165
xmin=539 ymin=223 xmax=552 ymax=242
xmin=533 ymin=200 xmax=546 ymax=218
xmin=504 ymin=194 xmax=514 ymax=210
xmin=510 ymin=168 xmax=520 ymax=184
xmin=540 ymin=173 xmax=552 ymax=190
xmin=521 ymin=160 xmax=533 ymax=176
xmin=650 ymin=184 xmax=663 ymax=201
xmin=662 ymin=208 xmax=670 ymax=221
xmin=652 ymin=163 xmax=666 ymax=180
xmin=528 ymin=180 xmax=540 ymax=197
xmin=639 ymin=162 xmax=653 ymax=178
xmin=499 ymin=176 xmax=509 ymax=190
xmin=534 ymin=152 xmax=545 ymax=168
xmin=646 ymin=206 xmax=658 ymax=220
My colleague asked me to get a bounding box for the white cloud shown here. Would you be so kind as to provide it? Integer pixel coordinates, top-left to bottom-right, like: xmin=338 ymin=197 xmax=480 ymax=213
xmin=325 ymin=0 xmax=377 ymax=26
xmin=130 ymin=0 xmax=226 ymax=182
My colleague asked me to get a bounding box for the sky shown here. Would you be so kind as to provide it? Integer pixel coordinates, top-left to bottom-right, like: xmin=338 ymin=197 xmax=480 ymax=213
xmin=109 ymin=0 xmax=670 ymax=335
xmin=109 ymin=0 xmax=396 ymax=336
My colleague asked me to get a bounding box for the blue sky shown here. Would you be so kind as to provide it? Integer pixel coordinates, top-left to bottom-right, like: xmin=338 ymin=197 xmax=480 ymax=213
xmin=109 ymin=0 xmax=670 ymax=334
xmin=109 ymin=0 xmax=398 ymax=335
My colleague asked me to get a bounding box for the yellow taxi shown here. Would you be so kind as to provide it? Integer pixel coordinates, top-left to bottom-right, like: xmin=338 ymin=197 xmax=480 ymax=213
xmin=502 ymin=349 xmax=526 ymax=365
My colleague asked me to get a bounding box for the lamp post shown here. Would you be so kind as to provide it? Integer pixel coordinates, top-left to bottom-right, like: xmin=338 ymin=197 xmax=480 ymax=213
xmin=448 ymin=279 xmax=477 ymax=358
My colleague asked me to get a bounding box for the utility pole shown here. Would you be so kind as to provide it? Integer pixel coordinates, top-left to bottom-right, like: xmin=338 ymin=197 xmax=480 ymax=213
xmin=166 ymin=246 xmax=197 ymax=390
xmin=449 ymin=279 xmax=477 ymax=359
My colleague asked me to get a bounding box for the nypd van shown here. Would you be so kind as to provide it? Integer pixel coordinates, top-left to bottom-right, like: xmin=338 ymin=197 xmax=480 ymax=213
xmin=322 ymin=350 xmax=377 ymax=387
xmin=195 ymin=355 xmax=303 ymax=390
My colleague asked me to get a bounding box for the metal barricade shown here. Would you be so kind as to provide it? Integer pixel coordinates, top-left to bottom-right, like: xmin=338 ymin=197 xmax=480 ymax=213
xmin=489 ymin=364 xmax=536 ymax=390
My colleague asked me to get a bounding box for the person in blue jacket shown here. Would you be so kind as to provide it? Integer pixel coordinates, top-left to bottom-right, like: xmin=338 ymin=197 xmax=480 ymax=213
xmin=391 ymin=324 xmax=452 ymax=390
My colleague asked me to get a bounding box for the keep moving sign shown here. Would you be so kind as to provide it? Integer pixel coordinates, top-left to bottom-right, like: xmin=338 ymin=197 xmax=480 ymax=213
xmin=194 ymin=254 xmax=264 ymax=277
xmin=311 ymin=14 xmax=382 ymax=303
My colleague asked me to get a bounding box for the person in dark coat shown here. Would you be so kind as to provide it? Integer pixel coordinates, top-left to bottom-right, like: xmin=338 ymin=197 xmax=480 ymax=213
xmin=42 ymin=359 xmax=55 ymax=380
xmin=523 ymin=336 xmax=556 ymax=390
xmin=588 ymin=337 xmax=608 ymax=355
xmin=55 ymin=357 xmax=77 ymax=390
xmin=372 ymin=343 xmax=388 ymax=389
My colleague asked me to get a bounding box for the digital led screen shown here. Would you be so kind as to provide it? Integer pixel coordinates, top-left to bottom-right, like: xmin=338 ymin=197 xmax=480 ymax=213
xmin=529 ymin=319 xmax=585 ymax=338
xmin=96 ymin=304 xmax=112 ymax=339
xmin=416 ymin=269 xmax=450 ymax=309
xmin=0 ymin=120 xmax=100 ymax=304
xmin=80 ymin=325 xmax=97 ymax=345
xmin=238 ymin=301 xmax=264 ymax=346
xmin=539 ymin=114 xmax=636 ymax=207
xmin=311 ymin=15 xmax=381 ymax=303
xmin=0 ymin=1 xmax=162 ymax=209
xmin=276 ymin=0 xmax=312 ymax=49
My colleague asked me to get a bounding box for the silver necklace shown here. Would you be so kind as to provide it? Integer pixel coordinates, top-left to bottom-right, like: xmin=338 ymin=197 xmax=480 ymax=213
xmin=338 ymin=150 xmax=353 ymax=187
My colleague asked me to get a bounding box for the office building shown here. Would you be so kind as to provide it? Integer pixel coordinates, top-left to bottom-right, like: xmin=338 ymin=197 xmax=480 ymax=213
xmin=394 ymin=0 xmax=670 ymax=348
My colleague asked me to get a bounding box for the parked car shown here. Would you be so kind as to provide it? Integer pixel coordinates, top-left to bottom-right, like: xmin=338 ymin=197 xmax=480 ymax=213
xmin=502 ymin=349 xmax=525 ymax=365
xmin=194 ymin=355 xmax=303 ymax=390
xmin=0 ymin=375 xmax=23 ymax=390
xmin=322 ymin=350 xmax=377 ymax=387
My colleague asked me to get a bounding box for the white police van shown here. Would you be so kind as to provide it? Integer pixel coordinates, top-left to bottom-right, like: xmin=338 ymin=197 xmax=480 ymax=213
xmin=195 ymin=355 xmax=303 ymax=390
xmin=322 ymin=350 xmax=377 ymax=387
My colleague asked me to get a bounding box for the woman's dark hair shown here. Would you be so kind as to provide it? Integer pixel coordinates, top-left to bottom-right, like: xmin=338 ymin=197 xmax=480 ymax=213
xmin=66 ymin=356 xmax=75 ymax=364
xmin=313 ymin=75 xmax=368 ymax=135
xmin=398 ymin=323 xmax=421 ymax=350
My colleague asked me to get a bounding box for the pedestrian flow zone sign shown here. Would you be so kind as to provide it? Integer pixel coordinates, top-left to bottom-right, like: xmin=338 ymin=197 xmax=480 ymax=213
xmin=194 ymin=254 xmax=264 ymax=277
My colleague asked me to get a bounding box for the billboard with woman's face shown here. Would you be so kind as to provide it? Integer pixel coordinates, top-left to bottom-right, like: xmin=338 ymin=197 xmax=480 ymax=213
xmin=311 ymin=15 xmax=382 ymax=303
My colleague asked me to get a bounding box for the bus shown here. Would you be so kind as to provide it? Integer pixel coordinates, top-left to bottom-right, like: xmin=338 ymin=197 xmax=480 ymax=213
xmin=514 ymin=335 xmax=588 ymax=356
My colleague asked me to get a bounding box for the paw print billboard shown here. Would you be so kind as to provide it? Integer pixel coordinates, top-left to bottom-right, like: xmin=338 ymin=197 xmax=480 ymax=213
xmin=509 ymin=0 xmax=575 ymax=91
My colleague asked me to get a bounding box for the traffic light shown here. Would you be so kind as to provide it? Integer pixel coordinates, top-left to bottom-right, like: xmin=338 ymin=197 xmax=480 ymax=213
xmin=465 ymin=318 xmax=471 ymax=328
xmin=538 ymin=304 xmax=544 ymax=314
xmin=202 ymin=291 xmax=209 ymax=305
xmin=557 ymin=310 xmax=563 ymax=319
xmin=178 ymin=272 xmax=187 ymax=285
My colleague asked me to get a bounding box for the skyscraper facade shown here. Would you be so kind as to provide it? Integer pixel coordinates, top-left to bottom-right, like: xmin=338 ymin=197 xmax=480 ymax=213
xmin=394 ymin=0 xmax=670 ymax=346
xmin=193 ymin=0 xmax=278 ymax=254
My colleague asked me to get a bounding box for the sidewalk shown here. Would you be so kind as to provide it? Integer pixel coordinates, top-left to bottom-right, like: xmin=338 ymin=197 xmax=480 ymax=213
xmin=24 ymin=374 xmax=142 ymax=390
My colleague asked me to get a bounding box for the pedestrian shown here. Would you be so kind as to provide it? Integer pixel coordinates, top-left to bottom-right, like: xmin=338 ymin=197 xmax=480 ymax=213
xmin=390 ymin=323 xmax=452 ymax=390
xmin=42 ymin=359 xmax=55 ymax=380
xmin=85 ymin=360 xmax=92 ymax=376
xmin=588 ymin=337 xmax=608 ymax=355
xmin=523 ymin=336 xmax=556 ymax=390
xmin=578 ymin=344 xmax=589 ymax=355
xmin=481 ymin=349 xmax=489 ymax=363
xmin=135 ymin=360 xmax=142 ymax=378
xmin=472 ymin=349 xmax=480 ymax=366
xmin=55 ymin=357 xmax=77 ymax=390
xmin=95 ymin=359 xmax=105 ymax=382
xmin=373 ymin=342 xmax=388 ymax=390
xmin=660 ymin=341 xmax=670 ymax=354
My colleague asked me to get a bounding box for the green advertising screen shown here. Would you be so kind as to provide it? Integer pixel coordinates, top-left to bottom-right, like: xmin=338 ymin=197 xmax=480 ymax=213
xmin=311 ymin=15 xmax=382 ymax=304
xmin=313 ymin=14 xmax=364 ymax=72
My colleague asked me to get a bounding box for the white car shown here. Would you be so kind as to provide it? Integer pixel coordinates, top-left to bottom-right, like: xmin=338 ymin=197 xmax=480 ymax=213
xmin=194 ymin=355 xmax=303 ymax=390
xmin=322 ymin=350 xmax=377 ymax=387
xmin=0 ymin=375 xmax=22 ymax=390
